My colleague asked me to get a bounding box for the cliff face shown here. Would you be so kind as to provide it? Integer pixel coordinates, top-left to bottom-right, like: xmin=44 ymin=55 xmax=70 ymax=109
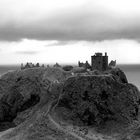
xmin=107 ymin=68 xmax=128 ymax=84
xmin=0 ymin=67 xmax=70 ymax=128
xmin=0 ymin=67 xmax=139 ymax=140
xmin=54 ymin=74 xmax=140 ymax=126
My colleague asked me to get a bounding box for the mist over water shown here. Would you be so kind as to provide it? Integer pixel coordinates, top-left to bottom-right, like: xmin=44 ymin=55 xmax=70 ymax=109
xmin=0 ymin=65 xmax=19 ymax=76
xmin=119 ymin=64 xmax=140 ymax=90
xmin=0 ymin=64 xmax=139 ymax=90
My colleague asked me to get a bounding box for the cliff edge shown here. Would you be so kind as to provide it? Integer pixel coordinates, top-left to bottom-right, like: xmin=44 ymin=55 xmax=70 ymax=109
xmin=0 ymin=67 xmax=139 ymax=140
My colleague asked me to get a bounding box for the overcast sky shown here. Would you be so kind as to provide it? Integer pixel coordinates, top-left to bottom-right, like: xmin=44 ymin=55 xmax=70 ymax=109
xmin=1 ymin=0 xmax=140 ymax=64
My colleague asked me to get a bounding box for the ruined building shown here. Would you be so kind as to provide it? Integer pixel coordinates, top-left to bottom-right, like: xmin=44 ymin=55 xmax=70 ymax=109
xmin=91 ymin=52 xmax=108 ymax=71
xmin=78 ymin=52 xmax=109 ymax=71
xmin=21 ymin=62 xmax=44 ymax=70
xmin=78 ymin=61 xmax=91 ymax=70
xmin=109 ymin=60 xmax=116 ymax=68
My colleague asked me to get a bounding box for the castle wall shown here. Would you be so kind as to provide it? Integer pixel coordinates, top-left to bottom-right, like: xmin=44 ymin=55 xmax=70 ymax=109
xmin=91 ymin=56 xmax=103 ymax=71
xmin=102 ymin=56 xmax=108 ymax=71
xmin=91 ymin=52 xmax=108 ymax=71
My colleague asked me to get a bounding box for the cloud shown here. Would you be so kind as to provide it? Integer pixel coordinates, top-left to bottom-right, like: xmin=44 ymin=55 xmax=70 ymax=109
xmin=0 ymin=0 xmax=140 ymax=42
xmin=45 ymin=41 xmax=77 ymax=47
xmin=15 ymin=51 xmax=39 ymax=55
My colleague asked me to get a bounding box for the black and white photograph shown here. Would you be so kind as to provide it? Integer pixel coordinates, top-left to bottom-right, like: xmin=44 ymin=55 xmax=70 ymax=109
xmin=0 ymin=0 xmax=140 ymax=139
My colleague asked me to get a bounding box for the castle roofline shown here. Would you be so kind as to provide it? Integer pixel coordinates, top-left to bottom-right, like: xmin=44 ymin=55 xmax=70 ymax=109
xmin=92 ymin=52 xmax=108 ymax=57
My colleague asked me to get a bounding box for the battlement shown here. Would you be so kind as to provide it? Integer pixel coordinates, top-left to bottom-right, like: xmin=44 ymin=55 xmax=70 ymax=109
xmin=94 ymin=53 xmax=103 ymax=56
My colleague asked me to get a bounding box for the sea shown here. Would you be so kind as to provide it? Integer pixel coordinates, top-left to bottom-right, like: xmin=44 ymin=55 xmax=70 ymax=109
xmin=119 ymin=64 xmax=140 ymax=90
xmin=0 ymin=64 xmax=139 ymax=90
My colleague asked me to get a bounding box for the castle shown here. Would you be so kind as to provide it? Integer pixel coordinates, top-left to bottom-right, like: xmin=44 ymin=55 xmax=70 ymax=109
xmin=20 ymin=52 xmax=115 ymax=72
xmin=78 ymin=52 xmax=115 ymax=71
xmin=91 ymin=52 xmax=108 ymax=71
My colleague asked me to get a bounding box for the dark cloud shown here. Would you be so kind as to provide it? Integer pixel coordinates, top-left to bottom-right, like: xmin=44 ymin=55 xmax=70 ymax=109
xmin=15 ymin=51 xmax=39 ymax=55
xmin=1 ymin=7 xmax=140 ymax=42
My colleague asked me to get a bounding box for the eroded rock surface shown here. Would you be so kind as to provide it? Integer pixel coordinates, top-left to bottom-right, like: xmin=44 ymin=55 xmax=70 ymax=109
xmin=55 ymin=74 xmax=140 ymax=126
xmin=0 ymin=67 xmax=69 ymax=130
xmin=107 ymin=68 xmax=128 ymax=83
xmin=0 ymin=67 xmax=139 ymax=140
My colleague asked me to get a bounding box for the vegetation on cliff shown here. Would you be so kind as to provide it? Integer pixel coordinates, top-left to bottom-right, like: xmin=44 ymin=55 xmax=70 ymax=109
xmin=0 ymin=67 xmax=139 ymax=140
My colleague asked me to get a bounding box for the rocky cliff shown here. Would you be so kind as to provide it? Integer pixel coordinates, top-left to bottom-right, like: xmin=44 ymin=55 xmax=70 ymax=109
xmin=55 ymin=74 xmax=139 ymax=126
xmin=0 ymin=67 xmax=139 ymax=140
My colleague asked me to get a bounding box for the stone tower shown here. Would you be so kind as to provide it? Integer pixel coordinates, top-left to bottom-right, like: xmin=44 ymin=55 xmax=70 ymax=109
xmin=91 ymin=52 xmax=108 ymax=71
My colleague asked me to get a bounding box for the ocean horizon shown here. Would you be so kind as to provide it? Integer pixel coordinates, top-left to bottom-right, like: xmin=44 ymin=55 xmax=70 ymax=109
xmin=0 ymin=64 xmax=139 ymax=90
xmin=118 ymin=64 xmax=140 ymax=90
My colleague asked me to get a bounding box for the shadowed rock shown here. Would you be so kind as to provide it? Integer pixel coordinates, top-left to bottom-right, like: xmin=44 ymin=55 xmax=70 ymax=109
xmin=0 ymin=67 xmax=69 ymax=131
xmin=0 ymin=67 xmax=138 ymax=139
xmin=63 ymin=65 xmax=73 ymax=71
xmin=106 ymin=68 xmax=128 ymax=83
xmin=55 ymin=74 xmax=139 ymax=126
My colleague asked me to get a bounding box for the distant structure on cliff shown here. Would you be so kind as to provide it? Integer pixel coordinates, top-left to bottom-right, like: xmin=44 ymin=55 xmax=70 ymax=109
xmin=78 ymin=61 xmax=91 ymax=70
xmin=21 ymin=62 xmax=45 ymax=70
xmin=78 ymin=52 xmax=116 ymax=71
xmin=91 ymin=52 xmax=108 ymax=71
xmin=109 ymin=60 xmax=116 ymax=68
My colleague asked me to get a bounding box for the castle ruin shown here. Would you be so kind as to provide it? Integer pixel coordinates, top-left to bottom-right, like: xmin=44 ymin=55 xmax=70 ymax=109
xmin=91 ymin=52 xmax=108 ymax=71
xmin=21 ymin=62 xmax=44 ymax=70
xmin=78 ymin=52 xmax=110 ymax=71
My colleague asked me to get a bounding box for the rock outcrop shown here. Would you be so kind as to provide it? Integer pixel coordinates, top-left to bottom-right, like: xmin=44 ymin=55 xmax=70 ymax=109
xmin=107 ymin=68 xmax=128 ymax=83
xmin=0 ymin=67 xmax=139 ymax=140
xmin=55 ymin=74 xmax=140 ymax=126
xmin=0 ymin=67 xmax=70 ymax=128
xmin=63 ymin=65 xmax=73 ymax=71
